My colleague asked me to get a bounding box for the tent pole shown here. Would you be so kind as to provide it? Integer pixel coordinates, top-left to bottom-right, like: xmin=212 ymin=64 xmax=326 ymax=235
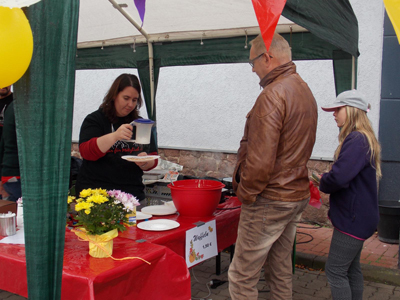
xmin=108 ymin=0 xmax=150 ymax=39
xmin=148 ymin=41 xmax=155 ymax=117
xmin=108 ymin=0 xmax=155 ymax=117
xmin=351 ymin=56 xmax=356 ymax=89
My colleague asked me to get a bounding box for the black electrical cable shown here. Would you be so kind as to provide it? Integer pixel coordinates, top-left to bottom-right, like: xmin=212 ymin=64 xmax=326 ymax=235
xmin=297 ymin=220 xmax=324 ymax=229
xmin=296 ymin=232 xmax=314 ymax=244
xmin=209 ymin=279 xmax=227 ymax=289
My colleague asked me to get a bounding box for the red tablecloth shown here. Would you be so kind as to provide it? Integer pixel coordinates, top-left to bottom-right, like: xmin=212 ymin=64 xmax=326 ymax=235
xmin=0 ymin=232 xmax=191 ymax=300
xmin=120 ymin=196 xmax=242 ymax=257
xmin=0 ymin=197 xmax=241 ymax=299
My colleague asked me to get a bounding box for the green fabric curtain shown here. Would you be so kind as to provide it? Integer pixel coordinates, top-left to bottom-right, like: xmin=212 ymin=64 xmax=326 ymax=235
xmin=332 ymin=50 xmax=357 ymax=95
xmin=75 ymin=33 xmax=340 ymax=69
xmin=284 ymin=0 xmax=359 ymax=57
xmin=14 ymin=1 xmax=79 ymax=299
xmin=137 ymin=59 xmax=161 ymax=121
xmin=76 ymin=44 xmax=148 ymax=69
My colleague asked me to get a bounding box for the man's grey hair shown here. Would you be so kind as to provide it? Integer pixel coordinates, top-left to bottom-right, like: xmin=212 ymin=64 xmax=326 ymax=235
xmin=250 ymin=33 xmax=292 ymax=63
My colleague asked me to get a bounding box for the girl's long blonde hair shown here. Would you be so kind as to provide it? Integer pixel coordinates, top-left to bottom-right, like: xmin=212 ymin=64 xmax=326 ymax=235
xmin=335 ymin=106 xmax=382 ymax=179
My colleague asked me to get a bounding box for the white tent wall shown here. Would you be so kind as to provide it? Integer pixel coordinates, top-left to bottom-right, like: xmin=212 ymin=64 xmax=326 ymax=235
xmin=154 ymin=60 xmax=337 ymax=158
xmin=72 ymin=0 xmax=384 ymax=160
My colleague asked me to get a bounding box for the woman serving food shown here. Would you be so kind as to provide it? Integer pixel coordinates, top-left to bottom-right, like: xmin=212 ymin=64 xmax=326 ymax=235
xmin=75 ymin=73 xmax=157 ymax=203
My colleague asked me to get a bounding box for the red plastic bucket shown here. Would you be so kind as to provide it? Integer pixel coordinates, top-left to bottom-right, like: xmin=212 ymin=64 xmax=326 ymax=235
xmin=167 ymin=179 xmax=225 ymax=218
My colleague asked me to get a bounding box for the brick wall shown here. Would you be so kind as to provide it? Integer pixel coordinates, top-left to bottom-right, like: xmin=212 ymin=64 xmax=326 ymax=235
xmin=159 ymin=148 xmax=333 ymax=226
xmin=72 ymin=143 xmax=333 ymax=225
xmin=159 ymin=148 xmax=237 ymax=179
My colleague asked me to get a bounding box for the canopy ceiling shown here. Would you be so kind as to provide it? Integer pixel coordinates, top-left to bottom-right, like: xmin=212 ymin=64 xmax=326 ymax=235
xmin=77 ymin=0 xmax=359 ymax=58
xmin=77 ymin=0 xmax=306 ymax=48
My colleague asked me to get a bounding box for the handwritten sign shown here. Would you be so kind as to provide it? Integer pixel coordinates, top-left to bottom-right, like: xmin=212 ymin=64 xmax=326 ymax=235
xmin=185 ymin=220 xmax=217 ymax=268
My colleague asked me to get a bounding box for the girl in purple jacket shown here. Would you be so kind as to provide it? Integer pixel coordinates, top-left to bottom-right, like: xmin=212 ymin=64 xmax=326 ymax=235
xmin=312 ymin=90 xmax=381 ymax=300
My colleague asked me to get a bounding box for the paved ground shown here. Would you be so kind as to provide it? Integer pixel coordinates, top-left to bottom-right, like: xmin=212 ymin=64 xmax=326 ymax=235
xmin=296 ymin=224 xmax=399 ymax=269
xmin=188 ymin=252 xmax=400 ymax=300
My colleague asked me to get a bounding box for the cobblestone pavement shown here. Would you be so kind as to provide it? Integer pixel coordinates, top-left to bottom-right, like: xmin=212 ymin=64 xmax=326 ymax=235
xmin=1 ymin=252 xmax=399 ymax=300
xmin=296 ymin=225 xmax=399 ymax=269
xmin=189 ymin=253 xmax=400 ymax=300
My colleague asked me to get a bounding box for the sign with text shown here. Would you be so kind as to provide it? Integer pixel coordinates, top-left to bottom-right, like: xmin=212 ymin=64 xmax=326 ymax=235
xmin=185 ymin=220 xmax=218 ymax=268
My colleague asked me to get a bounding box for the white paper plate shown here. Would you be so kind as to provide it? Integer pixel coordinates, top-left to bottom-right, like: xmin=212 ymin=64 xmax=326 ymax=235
xmin=137 ymin=219 xmax=180 ymax=231
xmin=136 ymin=211 xmax=153 ymax=221
xmin=122 ymin=155 xmax=160 ymax=162
xmin=143 ymin=179 xmax=158 ymax=185
xmin=141 ymin=205 xmax=177 ymax=216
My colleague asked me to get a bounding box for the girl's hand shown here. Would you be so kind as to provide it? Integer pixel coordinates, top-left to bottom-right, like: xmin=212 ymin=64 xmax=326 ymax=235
xmin=310 ymin=173 xmax=321 ymax=187
xmin=114 ymin=124 xmax=133 ymax=141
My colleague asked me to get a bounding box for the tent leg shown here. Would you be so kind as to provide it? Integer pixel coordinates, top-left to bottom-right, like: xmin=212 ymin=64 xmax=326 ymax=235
xmin=148 ymin=42 xmax=155 ymax=117
xmin=351 ymin=56 xmax=356 ymax=89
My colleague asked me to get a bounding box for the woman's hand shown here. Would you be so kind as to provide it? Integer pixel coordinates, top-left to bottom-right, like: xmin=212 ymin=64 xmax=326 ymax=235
xmin=113 ymin=124 xmax=133 ymax=141
xmin=135 ymin=152 xmax=155 ymax=171
xmin=96 ymin=124 xmax=133 ymax=153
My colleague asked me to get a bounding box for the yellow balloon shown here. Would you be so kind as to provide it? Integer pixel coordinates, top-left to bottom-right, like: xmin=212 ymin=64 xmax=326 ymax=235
xmin=0 ymin=7 xmax=34 ymax=88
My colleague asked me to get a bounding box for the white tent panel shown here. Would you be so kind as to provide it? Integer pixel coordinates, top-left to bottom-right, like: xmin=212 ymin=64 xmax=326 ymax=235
xmin=78 ymin=0 xmax=305 ymax=48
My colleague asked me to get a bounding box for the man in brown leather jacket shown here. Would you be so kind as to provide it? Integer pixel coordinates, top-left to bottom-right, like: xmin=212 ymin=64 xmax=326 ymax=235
xmin=228 ymin=33 xmax=318 ymax=300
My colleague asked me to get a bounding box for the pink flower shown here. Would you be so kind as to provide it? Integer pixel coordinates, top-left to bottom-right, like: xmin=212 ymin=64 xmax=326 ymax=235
xmin=107 ymin=189 xmax=140 ymax=211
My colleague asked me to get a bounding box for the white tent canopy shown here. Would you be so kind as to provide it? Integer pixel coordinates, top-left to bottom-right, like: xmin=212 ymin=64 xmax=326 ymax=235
xmin=77 ymin=0 xmax=306 ymax=49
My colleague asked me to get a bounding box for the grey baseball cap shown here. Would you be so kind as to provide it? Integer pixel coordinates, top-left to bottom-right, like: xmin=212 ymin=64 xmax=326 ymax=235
xmin=321 ymin=90 xmax=369 ymax=112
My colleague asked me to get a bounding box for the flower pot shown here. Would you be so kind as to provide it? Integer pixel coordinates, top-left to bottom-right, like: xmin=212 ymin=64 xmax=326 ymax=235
xmin=73 ymin=228 xmax=118 ymax=258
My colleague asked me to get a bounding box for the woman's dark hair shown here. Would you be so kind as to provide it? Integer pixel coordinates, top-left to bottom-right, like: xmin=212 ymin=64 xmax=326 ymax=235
xmin=100 ymin=74 xmax=143 ymax=123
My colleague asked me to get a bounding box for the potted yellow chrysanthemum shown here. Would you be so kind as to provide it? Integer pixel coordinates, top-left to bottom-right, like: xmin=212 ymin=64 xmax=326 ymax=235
xmin=72 ymin=188 xmax=139 ymax=258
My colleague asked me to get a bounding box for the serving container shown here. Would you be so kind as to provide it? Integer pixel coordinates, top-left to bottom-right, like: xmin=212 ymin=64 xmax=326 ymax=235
xmin=168 ymin=179 xmax=225 ymax=218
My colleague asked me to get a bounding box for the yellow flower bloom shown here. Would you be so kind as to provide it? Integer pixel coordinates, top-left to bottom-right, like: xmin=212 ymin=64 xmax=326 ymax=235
xmin=80 ymin=189 xmax=93 ymax=198
xmin=93 ymin=188 xmax=108 ymax=197
xmin=72 ymin=188 xmax=137 ymax=235
xmin=67 ymin=196 xmax=76 ymax=204
xmin=87 ymin=194 xmax=109 ymax=204
xmin=75 ymin=201 xmax=94 ymax=212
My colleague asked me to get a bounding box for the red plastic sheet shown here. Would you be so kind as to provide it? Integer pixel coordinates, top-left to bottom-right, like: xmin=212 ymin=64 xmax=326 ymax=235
xmin=0 ymin=197 xmax=242 ymax=299
xmin=0 ymin=232 xmax=190 ymax=300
